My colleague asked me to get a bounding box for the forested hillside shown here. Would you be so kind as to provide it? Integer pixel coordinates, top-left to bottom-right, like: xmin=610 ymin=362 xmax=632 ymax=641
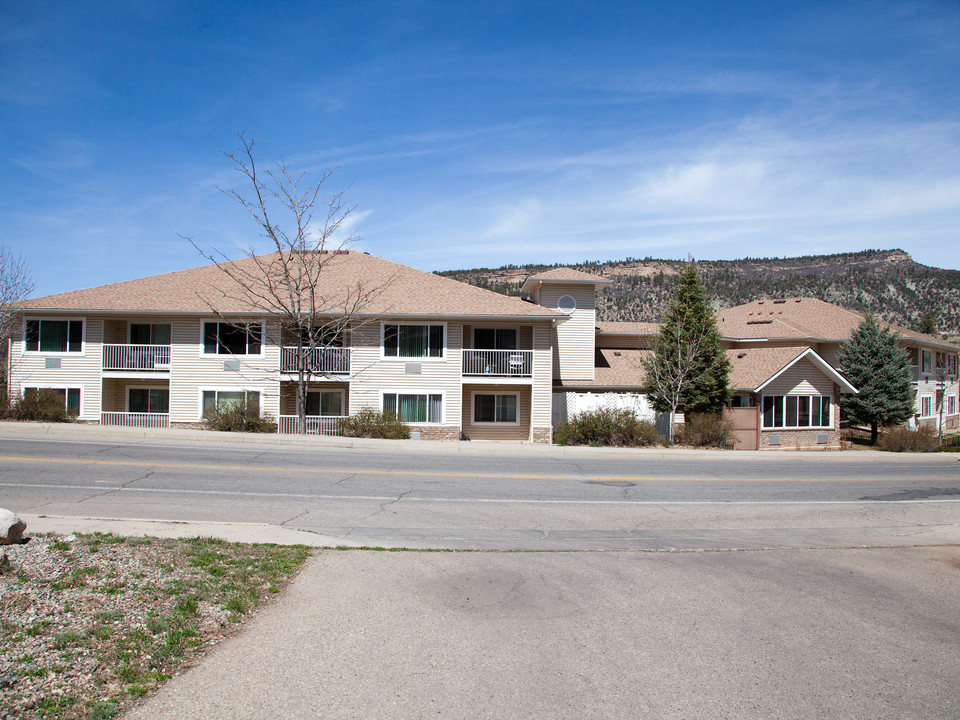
xmin=438 ymin=250 xmax=960 ymax=338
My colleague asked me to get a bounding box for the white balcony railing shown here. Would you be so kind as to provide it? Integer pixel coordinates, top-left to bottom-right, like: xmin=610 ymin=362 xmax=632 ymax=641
xmin=462 ymin=349 xmax=532 ymax=377
xmin=100 ymin=412 xmax=170 ymax=429
xmin=103 ymin=344 xmax=171 ymax=371
xmin=278 ymin=415 xmax=346 ymax=436
xmin=280 ymin=347 xmax=350 ymax=374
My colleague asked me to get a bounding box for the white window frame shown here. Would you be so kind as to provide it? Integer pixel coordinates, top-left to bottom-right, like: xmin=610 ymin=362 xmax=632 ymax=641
xmin=471 ymin=391 xmax=520 ymax=426
xmin=948 ymin=394 xmax=958 ymax=416
xmin=381 ymin=322 xmax=447 ymax=361
xmin=305 ymin=388 xmax=345 ymax=417
xmin=21 ymin=385 xmax=83 ymax=416
xmin=200 ymin=320 xmax=265 ymax=357
xmin=920 ymin=395 xmax=933 ymax=417
xmin=126 ymin=386 xmax=170 ymax=414
xmin=761 ymin=394 xmax=832 ymax=429
xmin=381 ymin=391 xmax=444 ymax=424
xmin=920 ymin=350 xmax=931 ymax=374
xmin=23 ymin=317 xmax=85 ymax=355
xmin=198 ymin=388 xmax=263 ymax=420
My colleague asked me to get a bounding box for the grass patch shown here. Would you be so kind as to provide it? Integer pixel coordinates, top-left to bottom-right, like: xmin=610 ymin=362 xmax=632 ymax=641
xmin=0 ymin=534 xmax=311 ymax=720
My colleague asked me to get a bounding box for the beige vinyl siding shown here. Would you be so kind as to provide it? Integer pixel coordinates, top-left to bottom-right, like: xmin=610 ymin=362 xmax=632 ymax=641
xmin=538 ymin=285 xmax=596 ymax=381
xmin=11 ymin=315 xmax=102 ymax=420
xmin=347 ymin=321 xmax=464 ymax=428
xmin=763 ymin=358 xmax=835 ymax=396
xmin=167 ymin=317 xmax=281 ymax=422
xmin=531 ymin=323 xmax=554 ymax=427
xmin=816 ymin=343 xmax=843 ymax=369
xmin=462 ymin=385 xmax=531 ymax=441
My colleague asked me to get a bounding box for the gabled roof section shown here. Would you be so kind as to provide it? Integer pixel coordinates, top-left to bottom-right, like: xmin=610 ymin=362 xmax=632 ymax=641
xmin=727 ymin=346 xmax=857 ymax=394
xmin=520 ymin=267 xmax=612 ymax=292
xmin=19 ymin=251 xmax=566 ymax=320
xmin=719 ymin=297 xmax=959 ymax=352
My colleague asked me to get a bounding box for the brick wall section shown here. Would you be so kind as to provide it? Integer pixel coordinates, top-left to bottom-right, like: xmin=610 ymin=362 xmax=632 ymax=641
xmin=532 ymin=426 xmax=552 ymax=444
xmin=760 ymin=428 xmax=840 ymax=450
xmin=414 ymin=426 xmax=460 ymax=441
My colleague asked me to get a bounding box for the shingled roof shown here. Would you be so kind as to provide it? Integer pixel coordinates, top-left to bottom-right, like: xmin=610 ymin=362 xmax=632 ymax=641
xmin=719 ymin=298 xmax=959 ymax=351
xmin=727 ymin=346 xmax=857 ymax=393
xmin=520 ymin=267 xmax=611 ymax=292
xmin=20 ymin=251 xmax=565 ymax=320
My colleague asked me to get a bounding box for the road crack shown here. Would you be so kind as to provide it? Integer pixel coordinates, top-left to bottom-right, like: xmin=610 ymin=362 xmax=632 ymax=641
xmin=79 ymin=470 xmax=154 ymax=503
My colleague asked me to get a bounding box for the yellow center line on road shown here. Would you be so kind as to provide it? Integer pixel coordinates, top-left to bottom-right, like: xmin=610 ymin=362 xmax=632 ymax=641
xmin=0 ymin=454 xmax=947 ymax=484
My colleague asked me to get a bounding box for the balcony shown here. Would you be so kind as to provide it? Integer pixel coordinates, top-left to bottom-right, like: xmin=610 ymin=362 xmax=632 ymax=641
xmin=278 ymin=415 xmax=346 ymax=436
xmin=100 ymin=412 xmax=170 ymax=429
xmin=102 ymin=344 xmax=171 ymax=372
xmin=280 ymin=347 xmax=350 ymax=374
xmin=462 ymin=349 xmax=532 ymax=377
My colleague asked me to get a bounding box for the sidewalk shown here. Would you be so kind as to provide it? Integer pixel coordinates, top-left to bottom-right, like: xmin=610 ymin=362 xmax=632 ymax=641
xmin=3 ymin=419 xmax=954 ymax=463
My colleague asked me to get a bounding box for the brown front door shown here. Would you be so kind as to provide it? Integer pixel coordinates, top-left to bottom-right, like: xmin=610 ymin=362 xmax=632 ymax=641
xmin=723 ymin=407 xmax=760 ymax=451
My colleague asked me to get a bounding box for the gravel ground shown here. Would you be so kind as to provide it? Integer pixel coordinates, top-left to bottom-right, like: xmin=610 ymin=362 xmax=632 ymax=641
xmin=0 ymin=532 xmax=310 ymax=720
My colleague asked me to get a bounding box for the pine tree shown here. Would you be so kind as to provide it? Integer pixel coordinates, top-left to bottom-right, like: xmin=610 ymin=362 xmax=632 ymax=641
xmin=643 ymin=262 xmax=731 ymax=442
xmin=838 ymin=315 xmax=915 ymax=445
xmin=918 ymin=312 xmax=937 ymax=336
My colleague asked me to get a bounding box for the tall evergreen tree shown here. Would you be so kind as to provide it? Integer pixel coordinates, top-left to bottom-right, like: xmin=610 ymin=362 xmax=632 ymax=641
xmin=838 ymin=315 xmax=914 ymax=445
xmin=643 ymin=262 xmax=731 ymax=442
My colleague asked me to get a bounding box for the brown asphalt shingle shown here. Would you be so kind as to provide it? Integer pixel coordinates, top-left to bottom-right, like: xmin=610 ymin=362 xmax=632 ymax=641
xmin=20 ymin=251 xmax=565 ymax=319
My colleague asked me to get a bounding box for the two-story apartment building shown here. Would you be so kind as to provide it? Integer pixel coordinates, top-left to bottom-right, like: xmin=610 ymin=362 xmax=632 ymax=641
xmin=9 ymin=253 xmax=958 ymax=448
xmin=10 ymin=252 xmax=576 ymax=443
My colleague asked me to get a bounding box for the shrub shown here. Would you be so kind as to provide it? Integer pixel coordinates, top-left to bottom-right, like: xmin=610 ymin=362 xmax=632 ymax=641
xmin=2 ymin=388 xmax=74 ymax=422
xmin=553 ymin=407 xmax=662 ymax=447
xmin=674 ymin=413 xmax=731 ymax=448
xmin=338 ymin=408 xmax=410 ymax=439
xmin=203 ymin=402 xmax=276 ymax=433
xmin=878 ymin=425 xmax=938 ymax=453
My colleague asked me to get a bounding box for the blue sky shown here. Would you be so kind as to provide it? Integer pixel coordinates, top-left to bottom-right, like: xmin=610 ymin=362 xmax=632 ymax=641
xmin=2 ymin=1 xmax=959 ymax=297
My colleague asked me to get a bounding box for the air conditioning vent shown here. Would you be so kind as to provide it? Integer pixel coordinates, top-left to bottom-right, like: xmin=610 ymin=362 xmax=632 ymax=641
xmin=768 ymin=434 xmax=782 ymax=446
xmin=223 ymin=359 xmax=239 ymax=371
xmin=405 ymin=362 xmax=422 ymax=374
xmin=817 ymin=433 xmax=829 ymax=444
xmin=45 ymin=357 xmax=61 ymax=369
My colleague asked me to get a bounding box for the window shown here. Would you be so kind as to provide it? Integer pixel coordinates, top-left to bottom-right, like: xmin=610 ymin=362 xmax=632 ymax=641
xmin=130 ymin=323 xmax=171 ymax=345
xmin=383 ymin=393 xmax=442 ymax=423
xmin=762 ymin=395 xmax=831 ymax=428
xmin=203 ymin=322 xmax=262 ymax=355
xmin=730 ymin=395 xmax=752 ymax=408
xmin=473 ymin=393 xmax=518 ymax=424
xmin=24 ymin=387 xmax=80 ymax=416
xmin=24 ymin=319 xmax=83 ymax=353
xmin=920 ymin=350 xmax=931 ymax=374
xmin=474 ymin=328 xmax=517 ymax=350
xmin=920 ymin=395 xmax=933 ymax=417
xmin=202 ymin=390 xmax=260 ymax=415
xmin=383 ymin=324 xmax=444 ymax=358
xmin=306 ymin=390 xmax=343 ymax=416
xmin=948 ymin=395 xmax=958 ymax=416
xmin=128 ymin=388 xmax=169 ymax=414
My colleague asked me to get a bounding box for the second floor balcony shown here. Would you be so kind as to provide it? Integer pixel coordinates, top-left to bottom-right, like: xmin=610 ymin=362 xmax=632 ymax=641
xmin=462 ymin=349 xmax=533 ymax=377
xmin=102 ymin=344 xmax=171 ymax=372
xmin=281 ymin=346 xmax=351 ymax=375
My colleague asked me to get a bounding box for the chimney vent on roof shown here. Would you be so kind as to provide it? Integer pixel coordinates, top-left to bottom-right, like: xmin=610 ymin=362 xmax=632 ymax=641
xmin=774 ymin=299 xmax=786 ymax=304
xmin=737 ymin=352 xmax=747 ymax=358
xmin=795 ymin=299 xmax=801 ymax=302
xmin=335 ymin=250 xmax=349 ymax=255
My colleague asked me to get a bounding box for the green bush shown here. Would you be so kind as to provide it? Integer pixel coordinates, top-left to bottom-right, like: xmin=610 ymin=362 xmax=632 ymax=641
xmin=674 ymin=413 xmax=731 ymax=448
xmin=2 ymin=388 xmax=74 ymax=422
xmin=554 ymin=407 xmax=662 ymax=447
xmin=338 ymin=408 xmax=410 ymax=439
xmin=203 ymin=402 xmax=276 ymax=433
xmin=878 ymin=425 xmax=938 ymax=452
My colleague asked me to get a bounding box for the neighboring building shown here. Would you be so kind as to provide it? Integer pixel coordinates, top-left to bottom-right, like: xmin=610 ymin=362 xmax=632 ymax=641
xmin=9 ymin=254 xmax=957 ymax=449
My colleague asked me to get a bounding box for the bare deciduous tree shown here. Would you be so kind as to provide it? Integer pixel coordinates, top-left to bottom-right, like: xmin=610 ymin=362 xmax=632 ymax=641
xmin=0 ymin=245 xmax=36 ymax=405
xmin=188 ymin=134 xmax=386 ymax=433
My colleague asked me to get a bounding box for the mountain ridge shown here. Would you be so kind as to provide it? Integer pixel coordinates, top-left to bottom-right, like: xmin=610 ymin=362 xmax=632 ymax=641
xmin=437 ymin=249 xmax=960 ymax=338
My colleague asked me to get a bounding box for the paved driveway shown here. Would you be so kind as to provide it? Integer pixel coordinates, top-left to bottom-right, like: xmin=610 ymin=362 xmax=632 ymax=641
xmin=126 ymin=545 xmax=960 ymax=720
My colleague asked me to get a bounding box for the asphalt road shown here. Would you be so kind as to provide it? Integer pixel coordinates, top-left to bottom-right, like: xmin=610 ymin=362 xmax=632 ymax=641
xmin=2 ymin=426 xmax=958 ymax=549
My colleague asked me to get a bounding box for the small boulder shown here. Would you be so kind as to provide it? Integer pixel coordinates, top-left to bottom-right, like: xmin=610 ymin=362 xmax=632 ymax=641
xmin=0 ymin=509 xmax=27 ymax=546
